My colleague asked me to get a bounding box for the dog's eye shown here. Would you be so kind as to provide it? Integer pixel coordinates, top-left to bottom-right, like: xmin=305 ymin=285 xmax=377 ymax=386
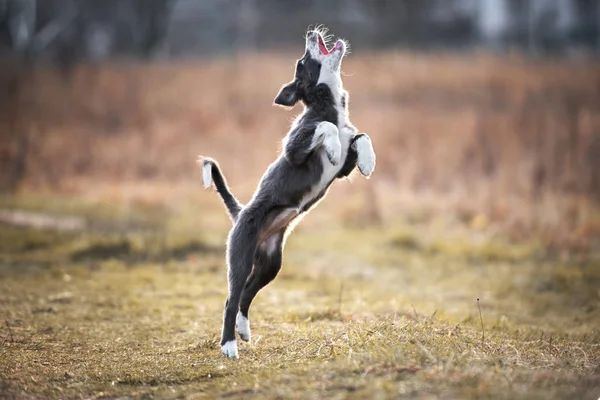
xmin=296 ymin=60 xmax=304 ymax=73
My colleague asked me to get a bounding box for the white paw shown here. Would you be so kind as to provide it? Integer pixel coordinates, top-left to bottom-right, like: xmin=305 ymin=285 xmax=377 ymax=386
xmin=236 ymin=312 xmax=251 ymax=342
xmin=315 ymin=122 xmax=341 ymax=165
xmin=355 ymin=135 xmax=376 ymax=178
xmin=221 ymin=340 xmax=238 ymax=359
xmin=324 ymin=136 xmax=342 ymax=165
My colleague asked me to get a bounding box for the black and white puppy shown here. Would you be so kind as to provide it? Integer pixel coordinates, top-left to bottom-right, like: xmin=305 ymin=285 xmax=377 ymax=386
xmin=200 ymin=28 xmax=376 ymax=359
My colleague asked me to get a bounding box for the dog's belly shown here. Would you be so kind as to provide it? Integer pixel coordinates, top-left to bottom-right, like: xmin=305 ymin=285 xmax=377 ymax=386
xmin=298 ymin=126 xmax=354 ymax=212
xmin=258 ymin=207 xmax=297 ymax=244
xmin=257 ymin=207 xmax=298 ymax=254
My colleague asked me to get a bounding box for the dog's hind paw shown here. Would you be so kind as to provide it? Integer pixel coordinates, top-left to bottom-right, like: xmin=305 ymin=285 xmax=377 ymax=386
xmin=236 ymin=312 xmax=251 ymax=342
xmin=221 ymin=340 xmax=238 ymax=359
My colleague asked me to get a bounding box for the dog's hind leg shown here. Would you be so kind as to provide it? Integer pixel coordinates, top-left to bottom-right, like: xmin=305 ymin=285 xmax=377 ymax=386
xmin=237 ymin=231 xmax=284 ymax=343
xmin=221 ymin=214 xmax=260 ymax=358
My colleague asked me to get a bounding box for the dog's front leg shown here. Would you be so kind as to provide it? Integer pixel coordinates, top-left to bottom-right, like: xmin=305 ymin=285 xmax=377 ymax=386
xmin=313 ymin=121 xmax=341 ymax=165
xmin=284 ymin=121 xmax=341 ymax=165
xmin=353 ymin=133 xmax=376 ymax=178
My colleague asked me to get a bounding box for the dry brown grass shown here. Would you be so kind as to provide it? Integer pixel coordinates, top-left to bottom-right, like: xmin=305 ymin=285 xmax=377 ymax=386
xmin=2 ymin=51 xmax=600 ymax=250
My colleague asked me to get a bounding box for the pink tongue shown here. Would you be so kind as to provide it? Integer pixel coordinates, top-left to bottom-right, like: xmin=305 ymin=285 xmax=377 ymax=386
xmin=318 ymin=36 xmax=330 ymax=55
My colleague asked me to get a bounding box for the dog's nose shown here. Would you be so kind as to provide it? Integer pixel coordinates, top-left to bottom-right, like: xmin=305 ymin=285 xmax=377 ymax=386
xmin=306 ymin=31 xmax=317 ymax=41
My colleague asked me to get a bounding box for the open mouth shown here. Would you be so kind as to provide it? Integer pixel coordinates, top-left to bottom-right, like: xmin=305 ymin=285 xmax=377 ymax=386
xmin=317 ymin=34 xmax=330 ymax=55
xmin=317 ymin=33 xmax=344 ymax=56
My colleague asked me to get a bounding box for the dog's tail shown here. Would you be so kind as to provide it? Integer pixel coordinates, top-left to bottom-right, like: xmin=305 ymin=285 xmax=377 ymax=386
xmin=199 ymin=157 xmax=243 ymax=222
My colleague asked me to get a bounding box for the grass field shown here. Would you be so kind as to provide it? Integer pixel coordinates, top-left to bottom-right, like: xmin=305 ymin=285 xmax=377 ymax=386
xmin=0 ymin=187 xmax=599 ymax=399
xmin=1 ymin=51 xmax=600 ymax=399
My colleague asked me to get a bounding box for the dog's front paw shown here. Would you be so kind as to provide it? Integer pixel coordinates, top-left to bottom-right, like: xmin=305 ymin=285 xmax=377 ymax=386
xmin=236 ymin=312 xmax=251 ymax=343
xmin=221 ymin=340 xmax=238 ymax=359
xmin=315 ymin=122 xmax=341 ymax=165
xmin=325 ymin=137 xmax=342 ymax=166
xmin=316 ymin=121 xmax=338 ymax=137
xmin=355 ymin=134 xmax=376 ymax=178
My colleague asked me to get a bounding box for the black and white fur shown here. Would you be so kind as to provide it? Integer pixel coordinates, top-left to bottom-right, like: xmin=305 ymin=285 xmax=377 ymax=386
xmin=199 ymin=29 xmax=376 ymax=359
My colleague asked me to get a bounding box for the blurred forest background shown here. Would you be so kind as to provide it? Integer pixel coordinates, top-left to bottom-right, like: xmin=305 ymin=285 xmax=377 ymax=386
xmin=1 ymin=0 xmax=600 ymax=253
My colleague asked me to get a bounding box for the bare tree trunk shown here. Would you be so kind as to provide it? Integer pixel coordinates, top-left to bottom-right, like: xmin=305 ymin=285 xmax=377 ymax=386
xmin=1 ymin=60 xmax=31 ymax=192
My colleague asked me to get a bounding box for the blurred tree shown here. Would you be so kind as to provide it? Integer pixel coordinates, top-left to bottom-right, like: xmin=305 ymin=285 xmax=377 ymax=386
xmin=0 ymin=0 xmax=177 ymax=191
xmin=1 ymin=0 xmax=598 ymax=60
xmin=0 ymin=0 xmax=37 ymax=192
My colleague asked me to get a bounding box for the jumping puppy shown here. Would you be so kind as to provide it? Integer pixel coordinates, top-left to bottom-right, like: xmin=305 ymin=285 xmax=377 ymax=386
xmin=200 ymin=28 xmax=376 ymax=359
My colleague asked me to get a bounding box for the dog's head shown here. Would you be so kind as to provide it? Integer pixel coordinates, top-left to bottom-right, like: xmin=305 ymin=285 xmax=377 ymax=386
xmin=274 ymin=28 xmax=348 ymax=107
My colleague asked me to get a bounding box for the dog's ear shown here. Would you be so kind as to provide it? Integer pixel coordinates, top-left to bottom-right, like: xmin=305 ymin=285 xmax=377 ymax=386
xmin=274 ymin=81 xmax=299 ymax=107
